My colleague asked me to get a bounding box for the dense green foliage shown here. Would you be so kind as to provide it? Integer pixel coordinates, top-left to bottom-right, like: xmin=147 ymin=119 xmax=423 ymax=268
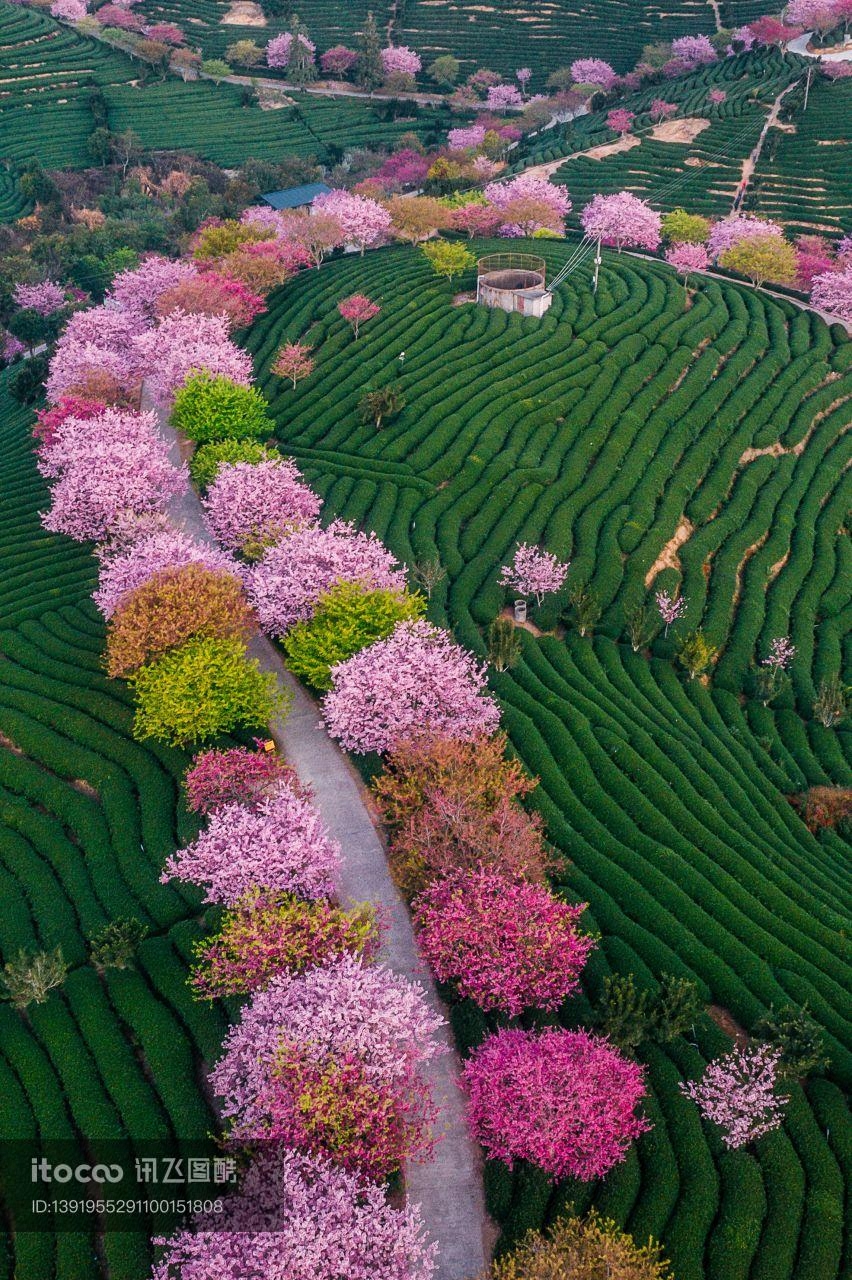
xmin=0 ymin=371 xmax=224 ymax=1279
xmin=246 ymin=242 xmax=852 ymax=1278
xmin=171 ymin=372 xmax=275 ymax=444
xmin=189 ymin=438 xmax=282 ymax=489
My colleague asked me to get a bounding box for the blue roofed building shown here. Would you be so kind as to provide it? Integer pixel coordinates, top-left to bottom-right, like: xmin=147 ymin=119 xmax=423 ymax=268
xmin=259 ymin=182 xmax=333 ymax=211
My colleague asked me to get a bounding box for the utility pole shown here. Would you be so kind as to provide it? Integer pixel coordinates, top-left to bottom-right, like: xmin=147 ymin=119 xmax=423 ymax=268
xmin=593 ymin=236 xmax=602 ymax=293
xmin=803 ymin=64 xmax=813 ymax=111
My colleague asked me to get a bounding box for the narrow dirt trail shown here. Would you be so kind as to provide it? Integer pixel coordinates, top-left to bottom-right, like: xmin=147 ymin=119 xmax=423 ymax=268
xmin=141 ymin=387 xmax=491 ymax=1280
xmin=733 ymin=78 xmax=801 ymax=211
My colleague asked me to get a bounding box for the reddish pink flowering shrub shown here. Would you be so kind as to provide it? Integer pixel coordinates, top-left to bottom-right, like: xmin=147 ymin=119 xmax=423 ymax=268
xmin=581 ymin=192 xmax=662 ymax=251
xmin=94 ymin=528 xmax=240 ymax=616
xmin=97 ymin=5 xmax=143 ymax=28
xmin=246 ymin=519 xmax=406 ymax=635
xmin=32 ymin=395 xmax=105 ymax=450
xmin=143 ymin=20 xmax=184 ymax=42
xmin=680 ymin=1045 xmax=787 ymax=1148
xmin=156 ymin=272 xmax=267 ymax=329
xmin=337 ymin=294 xmax=381 ymax=339
xmin=463 ymin=1027 xmax=650 ymax=1180
xmin=152 ymin=1151 xmax=436 ymax=1280
xmin=313 ymin=189 xmax=392 ymax=254
xmin=191 ymin=892 xmax=381 ymax=997
xmin=452 ymin=203 xmax=503 ymax=239
xmin=414 ymin=870 xmax=595 ymax=1016
xmin=794 ymin=236 xmax=834 ymax=290
xmin=162 ymin=787 xmax=341 ymax=905
xmin=570 ymin=57 xmax=617 ymax=88
xmin=322 ymin=620 xmax=501 ymax=755
xmin=202 ymin=458 xmax=322 ymax=552
xmin=499 ymin=542 xmax=569 ymax=605
xmin=320 ymin=44 xmax=359 ymax=76
xmin=185 ymin=745 xmax=300 ymax=814
xmin=607 ymin=108 xmax=635 ymax=135
xmin=210 ymin=954 xmax=446 ymax=1134
xmin=134 ymin=309 xmax=253 ymax=404
xmin=262 ymin=1042 xmax=434 ymax=1180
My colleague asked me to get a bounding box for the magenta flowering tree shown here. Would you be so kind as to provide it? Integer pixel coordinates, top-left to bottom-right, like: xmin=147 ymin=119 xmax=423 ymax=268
xmin=152 ymin=1151 xmax=436 ymax=1280
xmin=680 ymin=1045 xmax=787 ymax=1149
xmin=707 ymin=213 xmax=784 ymax=260
xmin=202 ymin=458 xmax=322 ymax=552
xmin=452 ymin=202 xmax=503 ymax=238
xmin=107 ymin=255 xmax=198 ymax=319
xmin=498 ymin=542 xmax=570 ymax=605
xmin=794 ymin=236 xmax=834 ymax=289
xmin=337 ymin=294 xmax=381 ymax=339
xmin=46 ymin=305 xmax=146 ymax=402
xmin=2 ymin=332 xmax=25 ymax=364
xmin=134 ymin=310 xmax=253 ymax=404
xmin=13 ymin=280 xmax=66 ymax=315
xmin=380 ymin=45 xmax=422 ymax=76
xmin=486 ymin=83 xmax=523 ymax=109
xmin=729 ymin=24 xmax=756 ymax=51
xmin=838 ymin=233 xmax=852 ymax=256
xmin=246 ymin=519 xmax=406 ymax=635
xmin=810 ymin=264 xmax=852 ymax=320
xmin=320 ymin=44 xmax=359 ymax=77
xmin=707 ymin=87 xmax=727 ymax=104
xmin=649 ymin=98 xmax=678 ymax=122
xmin=33 ymin=394 xmax=106 ymax=450
xmin=569 ymin=57 xmax=617 ymax=88
xmin=97 ymin=5 xmax=144 ymax=27
xmin=313 ymin=189 xmax=392 ymax=254
xmin=322 ymin=619 xmax=501 ymax=754
xmin=414 ymin=870 xmax=595 ymax=1016
xmin=463 ymin=1027 xmax=650 ymax=1180
xmin=51 ymin=0 xmax=87 ymax=20
xmin=484 ymin=173 xmax=572 ymax=222
xmin=665 ymin=241 xmax=710 ymax=287
xmin=210 ymin=954 xmax=446 ymax=1129
xmin=162 ymin=786 xmax=340 ymax=904
xmin=185 ymin=745 xmax=301 ymax=814
xmin=94 ymin=528 xmax=241 ymax=616
xmin=655 ymin=589 xmax=687 ymax=635
xmin=581 ymin=192 xmax=662 ymax=251
xmin=143 ymin=20 xmax=184 ymax=42
xmin=447 ymin=124 xmax=487 ymax=151
xmin=671 ymin=34 xmax=717 ymax=67
xmin=40 ymin=416 xmax=188 ymax=543
xmin=607 ymin=108 xmax=635 ymax=136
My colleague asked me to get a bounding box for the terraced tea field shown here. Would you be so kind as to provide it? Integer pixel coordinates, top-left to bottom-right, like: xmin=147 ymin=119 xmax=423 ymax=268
xmin=0 ymin=2 xmax=452 ymax=217
xmin=0 ymin=375 xmax=225 ymax=1280
xmin=245 ymin=243 xmax=852 ymax=1280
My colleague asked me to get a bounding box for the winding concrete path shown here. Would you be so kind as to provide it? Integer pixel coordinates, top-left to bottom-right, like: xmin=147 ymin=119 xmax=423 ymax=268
xmin=786 ymin=30 xmax=852 ymax=60
xmin=140 ymin=386 xmax=490 ymax=1280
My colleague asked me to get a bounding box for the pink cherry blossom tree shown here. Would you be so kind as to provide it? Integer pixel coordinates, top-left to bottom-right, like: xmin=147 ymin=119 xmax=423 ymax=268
xmin=46 ymin=305 xmax=147 ymax=402
xmin=312 ymin=189 xmax=392 ymax=255
xmin=320 ymin=45 xmax=359 ymax=77
xmin=452 ymin=202 xmax=503 ymax=239
xmin=246 ymin=519 xmax=407 ymax=635
xmin=272 ymin=340 xmax=315 ymax=388
xmin=671 ymin=34 xmax=717 ymax=67
xmin=185 ymin=745 xmax=301 ymax=814
xmin=202 ymin=458 xmax=322 ymax=552
xmin=37 ymin=405 xmax=159 ymax=478
xmin=463 ymin=1027 xmax=650 ymax=1180
xmin=13 ymin=280 xmax=66 ymax=315
xmin=708 ymin=213 xmax=785 ymax=260
xmin=484 ymin=173 xmax=572 ymax=223
xmin=210 ymin=955 xmax=446 ymax=1129
xmin=107 ymin=257 xmax=199 ymax=319
xmin=680 ymin=1045 xmax=787 ymax=1148
xmin=516 ymin=66 xmax=532 ymax=93
xmin=337 ymin=294 xmax=381 ymax=339
xmin=486 ymin=83 xmax=523 ymax=109
xmin=51 ymin=0 xmax=87 ymax=20
xmin=33 ymin=394 xmax=106 ymax=451
xmin=152 ymin=1151 xmax=436 ymax=1280
xmin=607 ymin=108 xmax=635 ymax=136
xmin=414 ymin=870 xmax=595 ymax=1016
xmin=650 ymin=98 xmax=678 ymax=122
xmin=447 ymin=124 xmax=487 ymax=151
xmin=94 ymin=528 xmax=241 ymax=616
xmin=322 ymin=619 xmax=501 ymax=754
xmin=666 ymin=241 xmax=710 ymax=294
xmin=656 ymin=589 xmax=687 ymax=635
xmin=267 ymin=30 xmax=316 ymax=68
xmin=707 ymin=87 xmax=727 ymax=104
xmin=499 ymin=542 xmax=570 ymax=605
xmin=810 ymin=264 xmax=852 ymax=320
xmin=134 ymin=309 xmax=253 ymax=404
xmin=162 ymin=786 xmax=340 ymax=904
xmin=729 ymin=24 xmax=756 ymax=51
xmin=581 ymin=192 xmax=662 ymax=252
xmin=569 ymin=57 xmax=618 ymax=89
xmin=380 ymin=45 xmax=422 ymax=76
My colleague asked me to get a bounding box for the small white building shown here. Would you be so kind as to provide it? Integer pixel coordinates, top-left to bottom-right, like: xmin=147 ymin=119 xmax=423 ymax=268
xmin=476 ymin=253 xmax=553 ymax=318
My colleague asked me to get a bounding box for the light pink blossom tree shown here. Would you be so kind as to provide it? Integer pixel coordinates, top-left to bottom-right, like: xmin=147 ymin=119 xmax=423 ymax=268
xmin=581 ymin=192 xmax=662 ymax=252
xmin=267 ymin=30 xmax=316 ymax=68
xmin=707 ymin=213 xmax=784 ymax=260
xmin=337 ymin=294 xmax=381 ymax=339
xmin=810 ymin=264 xmax=852 ymax=320
xmin=447 ymin=124 xmax=487 ymax=151
xmin=484 ymin=174 xmax=572 ymax=222
xmin=202 ymin=458 xmax=322 ymax=552
xmin=463 ymin=1027 xmax=650 ymax=1180
xmin=162 ymin=786 xmax=340 ymax=904
xmin=37 ymin=406 xmax=160 ymax=478
xmin=656 ymin=589 xmax=687 ymax=635
xmin=414 ymin=870 xmax=595 ymax=1016
xmin=499 ymin=542 xmax=570 ymax=605
xmin=272 ymin=340 xmax=315 ymax=388
xmin=312 ymin=189 xmax=392 ymax=255
xmin=607 ymin=108 xmax=635 ymax=136
xmin=322 ymin=619 xmax=501 ymax=754
xmin=680 ymin=1045 xmax=787 ymax=1148
xmin=380 ymin=45 xmax=422 ymax=76
xmin=516 ymin=66 xmax=532 ymax=93
xmin=107 ymin=255 xmax=198 ymax=319
xmin=13 ymin=281 xmax=66 ymax=315
xmin=649 ymin=98 xmax=678 ymax=122
xmin=152 ymin=1151 xmax=436 ymax=1280
xmin=486 ymin=83 xmax=523 ymax=109
xmin=134 ymin=309 xmax=253 ymax=404
xmin=666 ymin=241 xmax=710 ymax=292
xmin=46 ymin=305 xmax=147 ymax=402
xmin=51 ymin=0 xmax=87 ymax=20
xmin=246 ymin=519 xmax=407 ymax=635
xmin=569 ymin=57 xmax=618 ymax=89
xmin=94 ymin=528 xmax=241 ymax=616
xmin=671 ymin=34 xmax=717 ymax=67
xmin=707 ymin=88 xmax=727 ymax=104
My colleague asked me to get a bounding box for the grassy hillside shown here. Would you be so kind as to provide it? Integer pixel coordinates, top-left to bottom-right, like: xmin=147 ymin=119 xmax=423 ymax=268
xmin=244 ymin=243 xmax=852 ymax=1280
xmin=0 ymin=374 xmax=227 ymax=1280
xmin=0 ymin=2 xmax=453 ymax=218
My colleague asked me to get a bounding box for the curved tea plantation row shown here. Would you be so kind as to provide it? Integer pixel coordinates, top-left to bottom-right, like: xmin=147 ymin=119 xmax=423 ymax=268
xmin=0 ymin=375 xmax=225 ymax=1280
xmin=245 ymin=241 xmax=852 ymax=1280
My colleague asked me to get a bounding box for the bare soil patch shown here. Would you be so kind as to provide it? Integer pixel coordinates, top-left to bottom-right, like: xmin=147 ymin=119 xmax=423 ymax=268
xmin=645 ymin=516 xmax=693 ymax=586
xmin=221 ymin=0 xmax=266 ymax=25
xmin=707 ymin=1003 xmax=749 ymax=1048
xmin=585 ymin=134 xmax=640 ymax=161
xmin=650 ymin=116 xmax=711 ymax=144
